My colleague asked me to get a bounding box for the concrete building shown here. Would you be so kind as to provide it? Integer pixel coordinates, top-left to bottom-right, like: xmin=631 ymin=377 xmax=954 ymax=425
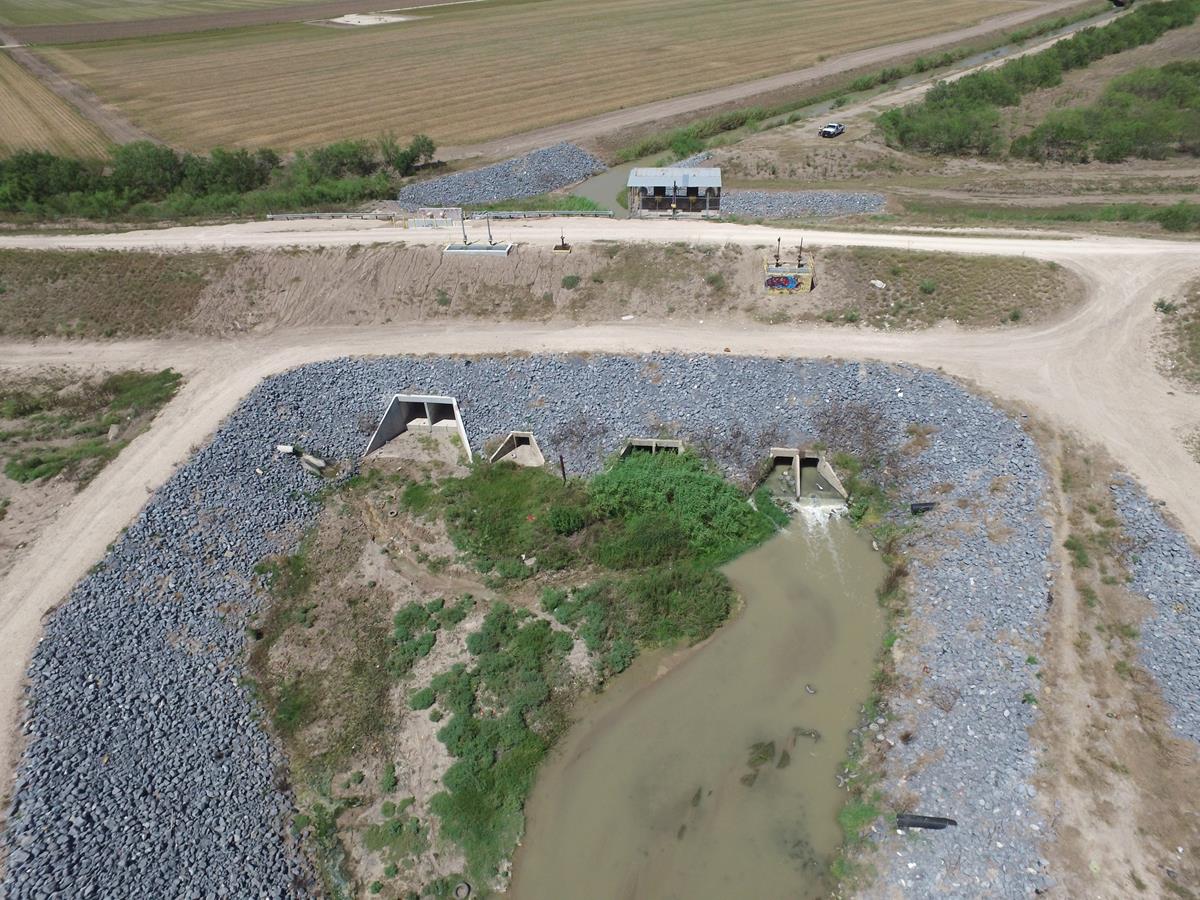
xmin=626 ymin=167 xmax=721 ymax=217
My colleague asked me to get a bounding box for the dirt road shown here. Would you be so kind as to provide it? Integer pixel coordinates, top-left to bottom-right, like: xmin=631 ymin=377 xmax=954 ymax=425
xmin=1 ymin=216 xmax=1198 ymax=808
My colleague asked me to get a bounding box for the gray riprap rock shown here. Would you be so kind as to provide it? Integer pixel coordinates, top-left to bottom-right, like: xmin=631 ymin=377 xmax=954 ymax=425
xmin=1112 ymin=478 xmax=1200 ymax=744
xmin=395 ymin=143 xmax=605 ymax=209
xmin=722 ymin=190 xmax=886 ymax=219
xmin=2 ymin=354 xmax=1053 ymax=897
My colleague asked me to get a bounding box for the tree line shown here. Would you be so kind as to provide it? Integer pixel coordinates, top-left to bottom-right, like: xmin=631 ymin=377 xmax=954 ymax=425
xmin=0 ymin=133 xmax=434 ymax=220
xmin=878 ymin=0 xmax=1200 ymax=156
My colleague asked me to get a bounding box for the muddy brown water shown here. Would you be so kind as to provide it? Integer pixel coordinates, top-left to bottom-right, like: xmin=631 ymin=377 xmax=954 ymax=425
xmin=510 ymin=516 xmax=885 ymax=899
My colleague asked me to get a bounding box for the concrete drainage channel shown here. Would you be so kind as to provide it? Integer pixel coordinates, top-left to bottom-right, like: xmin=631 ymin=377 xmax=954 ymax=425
xmin=3 ymin=353 xmax=1197 ymax=896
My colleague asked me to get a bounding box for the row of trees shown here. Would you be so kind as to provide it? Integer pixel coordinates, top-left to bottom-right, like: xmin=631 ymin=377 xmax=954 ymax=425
xmin=1012 ymin=62 xmax=1200 ymax=162
xmin=878 ymin=0 xmax=1200 ymax=156
xmin=0 ymin=133 xmax=435 ymax=219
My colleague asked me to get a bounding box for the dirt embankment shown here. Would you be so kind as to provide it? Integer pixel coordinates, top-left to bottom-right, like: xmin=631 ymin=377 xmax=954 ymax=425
xmin=0 ymin=243 xmax=1085 ymax=339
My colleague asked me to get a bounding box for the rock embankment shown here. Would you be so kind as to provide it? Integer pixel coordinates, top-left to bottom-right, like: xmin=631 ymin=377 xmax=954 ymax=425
xmin=722 ymin=189 xmax=886 ymax=219
xmin=395 ymin=143 xmax=605 ymax=209
xmin=4 ymin=354 xmax=1051 ymax=896
xmin=1113 ymin=479 xmax=1200 ymax=744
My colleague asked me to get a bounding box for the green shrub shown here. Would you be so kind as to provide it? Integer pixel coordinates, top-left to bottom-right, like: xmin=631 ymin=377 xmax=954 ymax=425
xmin=547 ymin=504 xmax=586 ymax=535
xmin=410 ymin=687 xmax=436 ymax=710
xmin=607 ymin=637 xmax=636 ymax=673
xmin=919 ymin=279 xmax=937 ymax=295
xmin=0 ymin=133 xmax=435 ymax=221
xmin=588 ymin=452 xmax=775 ymax=562
xmin=881 ymin=0 xmax=1200 ymax=157
xmin=592 ymin=512 xmax=689 ymax=569
xmin=561 ymin=275 xmax=581 ymax=290
xmin=381 ymin=762 xmax=398 ymax=793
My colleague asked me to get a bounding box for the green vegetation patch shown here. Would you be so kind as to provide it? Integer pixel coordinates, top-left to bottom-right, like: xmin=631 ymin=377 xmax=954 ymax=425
xmin=901 ymin=198 xmax=1200 ymax=234
xmin=1013 ymin=61 xmax=1200 ymax=162
xmin=880 ymin=0 xmax=1200 ymax=156
xmin=421 ymin=604 xmax=573 ymax=880
xmin=0 ymin=133 xmax=434 ymax=222
xmin=466 ymin=194 xmax=602 ymax=213
xmin=0 ymin=369 xmax=182 ymax=485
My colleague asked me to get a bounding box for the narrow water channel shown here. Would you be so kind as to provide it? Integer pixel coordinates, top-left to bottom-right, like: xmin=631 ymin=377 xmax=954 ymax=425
xmin=510 ymin=517 xmax=885 ymax=899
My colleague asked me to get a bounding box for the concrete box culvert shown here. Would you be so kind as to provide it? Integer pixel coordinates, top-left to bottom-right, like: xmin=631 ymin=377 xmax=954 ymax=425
xmin=763 ymin=447 xmax=848 ymax=503
xmin=619 ymin=437 xmax=684 ymax=457
xmin=488 ymin=431 xmax=545 ymax=467
xmin=364 ymin=393 xmax=472 ymax=460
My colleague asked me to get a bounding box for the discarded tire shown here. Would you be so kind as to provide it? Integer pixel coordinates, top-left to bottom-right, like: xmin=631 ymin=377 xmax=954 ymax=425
xmin=896 ymin=814 xmax=958 ymax=830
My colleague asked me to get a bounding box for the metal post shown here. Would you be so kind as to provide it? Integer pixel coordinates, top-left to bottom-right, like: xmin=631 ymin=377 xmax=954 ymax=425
xmin=559 ymin=454 xmax=567 ymax=483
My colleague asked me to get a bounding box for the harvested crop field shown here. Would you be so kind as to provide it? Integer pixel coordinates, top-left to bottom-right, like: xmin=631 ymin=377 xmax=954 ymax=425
xmin=37 ymin=0 xmax=1029 ymax=150
xmin=1 ymin=0 xmax=482 ymax=41
xmin=0 ymin=0 xmax=328 ymax=28
xmin=0 ymin=53 xmax=109 ymax=156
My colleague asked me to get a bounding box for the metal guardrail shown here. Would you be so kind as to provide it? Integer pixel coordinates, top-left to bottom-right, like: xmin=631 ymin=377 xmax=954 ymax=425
xmin=467 ymin=210 xmax=615 ymax=219
xmin=266 ymin=212 xmax=398 ymax=221
xmin=266 ymin=209 xmax=614 ymax=222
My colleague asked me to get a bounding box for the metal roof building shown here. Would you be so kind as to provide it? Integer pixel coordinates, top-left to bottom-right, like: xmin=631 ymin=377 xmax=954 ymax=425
xmin=626 ymin=167 xmax=721 ymax=217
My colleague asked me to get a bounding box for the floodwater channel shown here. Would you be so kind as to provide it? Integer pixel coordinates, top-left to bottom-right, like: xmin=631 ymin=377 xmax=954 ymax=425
xmin=510 ymin=516 xmax=885 ymax=899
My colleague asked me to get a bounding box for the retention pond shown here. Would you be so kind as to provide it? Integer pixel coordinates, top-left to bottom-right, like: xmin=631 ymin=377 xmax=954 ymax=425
xmin=511 ymin=515 xmax=885 ymax=898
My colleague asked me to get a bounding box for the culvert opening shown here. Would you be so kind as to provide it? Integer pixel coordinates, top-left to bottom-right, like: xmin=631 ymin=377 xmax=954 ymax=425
xmin=761 ymin=448 xmax=847 ymax=506
xmin=489 ymin=431 xmax=545 ymax=468
xmin=364 ymin=393 xmax=472 ymax=460
xmin=620 ymin=438 xmax=684 ymax=457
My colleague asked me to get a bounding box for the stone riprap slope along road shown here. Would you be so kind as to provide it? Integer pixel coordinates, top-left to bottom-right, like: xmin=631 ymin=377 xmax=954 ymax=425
xmin=393 ymin=142 xmax=605 ymax=210
xmin=1114 ymin=480 xmax=1200 ymax=744
xmin=721 ymin=190 xmax=887 ymax=219
xmin=4 ymin=353 xmax=1052 ymax=896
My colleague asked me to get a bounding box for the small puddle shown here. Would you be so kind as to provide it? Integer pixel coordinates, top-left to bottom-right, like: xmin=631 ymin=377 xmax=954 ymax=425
xmin=510 ymin=517 xmax=885 ymax=898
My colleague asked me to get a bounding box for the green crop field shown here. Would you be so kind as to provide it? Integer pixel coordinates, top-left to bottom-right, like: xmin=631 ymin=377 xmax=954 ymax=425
xmin=38 ymin=0 xmax=1027 ymax=150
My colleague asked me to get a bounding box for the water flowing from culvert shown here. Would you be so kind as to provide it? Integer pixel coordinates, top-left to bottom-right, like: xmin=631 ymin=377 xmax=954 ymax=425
xmin=510 ymin=518 xmax=885 ymax=899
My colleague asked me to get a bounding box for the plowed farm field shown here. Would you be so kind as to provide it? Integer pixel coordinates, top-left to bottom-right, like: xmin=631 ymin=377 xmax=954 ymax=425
xmin=0 ymin=53 xmax=109 ymax=156
xmin=38 ymin=0 xmax=1028 ymax=151
xmin=0 ymin=0 xmax=323 ymax=27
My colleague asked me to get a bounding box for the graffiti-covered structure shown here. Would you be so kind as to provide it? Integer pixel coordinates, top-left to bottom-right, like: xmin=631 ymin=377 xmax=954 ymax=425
xmin=626 ymin=167 xmax=721 ymax=217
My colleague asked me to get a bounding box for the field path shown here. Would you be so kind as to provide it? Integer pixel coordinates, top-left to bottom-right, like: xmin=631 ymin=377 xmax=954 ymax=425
xmin=1 ymin=218 xmax=1199 ymax=803
xmin=441 ymin=0 xmax=1104 ymax=160
xmin=0 ymin=28 xmax=154 ymax=145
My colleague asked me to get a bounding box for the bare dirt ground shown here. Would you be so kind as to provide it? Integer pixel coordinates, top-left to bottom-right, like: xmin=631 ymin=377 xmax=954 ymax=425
xmin=1030 ymin=430 xmax=1200 ymax=898
xmin=0 ymin=218 xmax=1197 ymax=891
xmin=0 ymin=242 xmax=1080 ymax=337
